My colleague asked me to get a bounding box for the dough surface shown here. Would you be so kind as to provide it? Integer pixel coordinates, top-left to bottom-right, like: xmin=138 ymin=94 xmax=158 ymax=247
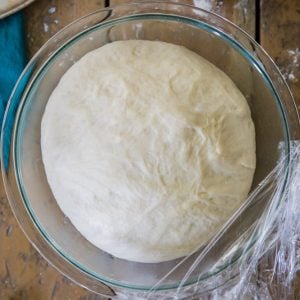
xmin=41 ymin=40 xmax=256 ymax=263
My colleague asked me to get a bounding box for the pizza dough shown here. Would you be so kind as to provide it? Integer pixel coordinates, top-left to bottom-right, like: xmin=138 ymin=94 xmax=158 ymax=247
xmin=41 ymin=40 xmax=256 ymax=263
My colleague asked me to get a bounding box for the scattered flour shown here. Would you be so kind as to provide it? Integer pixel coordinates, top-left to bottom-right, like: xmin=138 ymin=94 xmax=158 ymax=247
xmin=280 ymin=48 xmax=299 ymax=83
xmin=192 ymin=0 xmax=213 ymax=11
xmin=48 ymin=6 xmax=57 ymax=14
xmin=43 ymin=6 xmax=59 ymax=34
xmin=43 ymin=23 xmax=49 ymax=33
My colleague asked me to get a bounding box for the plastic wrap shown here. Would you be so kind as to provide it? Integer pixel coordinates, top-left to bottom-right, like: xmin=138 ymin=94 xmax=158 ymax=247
xmin=116 ymin=143 xmax=300 ymax=299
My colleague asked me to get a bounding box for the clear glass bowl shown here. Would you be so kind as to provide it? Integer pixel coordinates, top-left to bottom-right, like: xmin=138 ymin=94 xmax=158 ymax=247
xmin=1 ymin=2 xmax=299 ymax=297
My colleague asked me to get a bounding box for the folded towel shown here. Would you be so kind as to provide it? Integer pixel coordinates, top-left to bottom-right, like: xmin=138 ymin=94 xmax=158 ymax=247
xmin=0 ymin=12 xmax=26 ymax=127
xmin=0 ymin=12 xmax=26 ymax=168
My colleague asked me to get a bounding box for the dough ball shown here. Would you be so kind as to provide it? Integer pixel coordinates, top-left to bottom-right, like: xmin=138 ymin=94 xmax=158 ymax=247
xmin=41 ymin=40 xmax=256 ymax=263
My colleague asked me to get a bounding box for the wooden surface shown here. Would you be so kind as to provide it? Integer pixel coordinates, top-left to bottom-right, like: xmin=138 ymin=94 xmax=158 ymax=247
xmin=260 ymin=0 xmax=300 ymax=107
xmin=25 ymin=0 xmax=106 ymax=58
xmin=0 ymin=0 xmax=299 ymax=299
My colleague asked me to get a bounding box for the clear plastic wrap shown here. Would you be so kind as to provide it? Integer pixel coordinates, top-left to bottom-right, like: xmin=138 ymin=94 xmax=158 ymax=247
xmin=115 ymin=143 xmax=300 ymax=299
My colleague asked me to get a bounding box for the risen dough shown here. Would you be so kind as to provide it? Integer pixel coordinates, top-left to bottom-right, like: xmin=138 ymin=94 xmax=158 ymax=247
xmin=41 ymin=40 xmax=256 ymax=263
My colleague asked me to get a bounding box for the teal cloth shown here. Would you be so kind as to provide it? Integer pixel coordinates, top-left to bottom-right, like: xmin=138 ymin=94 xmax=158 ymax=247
xmin=0 ymin=12 xmax=26 ymax=127
xmin=0 ymin=12 xmax=26 ymax=168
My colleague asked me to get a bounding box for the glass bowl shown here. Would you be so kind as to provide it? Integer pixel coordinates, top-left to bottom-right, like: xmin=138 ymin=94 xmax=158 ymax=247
xmin=1 ymin=2 xmax=299 ymax=297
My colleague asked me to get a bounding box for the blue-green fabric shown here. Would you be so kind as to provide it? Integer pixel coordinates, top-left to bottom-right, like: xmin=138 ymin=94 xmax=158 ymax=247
xmin=0 ymin=12 xmax=26 ymax=127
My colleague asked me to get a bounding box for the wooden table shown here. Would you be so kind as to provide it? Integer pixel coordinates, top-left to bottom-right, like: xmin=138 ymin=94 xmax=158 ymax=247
xmin=0 ymin=0 xmax=299 ymax=299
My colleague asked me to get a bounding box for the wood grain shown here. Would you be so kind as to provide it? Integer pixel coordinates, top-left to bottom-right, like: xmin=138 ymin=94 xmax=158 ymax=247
xmin=260 ymin=0 xmax=300 ymax=108
xmin=0 ymin=181 xmax=107 ymax=300
xmin=24 ymin=0 xmax=106 ymax=58
xmin=110 ymin=0 xmax=256 ymax=37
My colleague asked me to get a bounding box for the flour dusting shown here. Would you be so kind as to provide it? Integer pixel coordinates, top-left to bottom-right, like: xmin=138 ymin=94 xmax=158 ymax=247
xmin=193 ymin=0 xmax=213 ymax=11
xmin=48 ymin=6 xmax=57 ymax=14
xmin=280 ymin=48 xmax=300 ymax=83
xmin=43 ymin=23 xmax=49 ymax=33
xmin=42 ymin=5 xmax=59 ymax=35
